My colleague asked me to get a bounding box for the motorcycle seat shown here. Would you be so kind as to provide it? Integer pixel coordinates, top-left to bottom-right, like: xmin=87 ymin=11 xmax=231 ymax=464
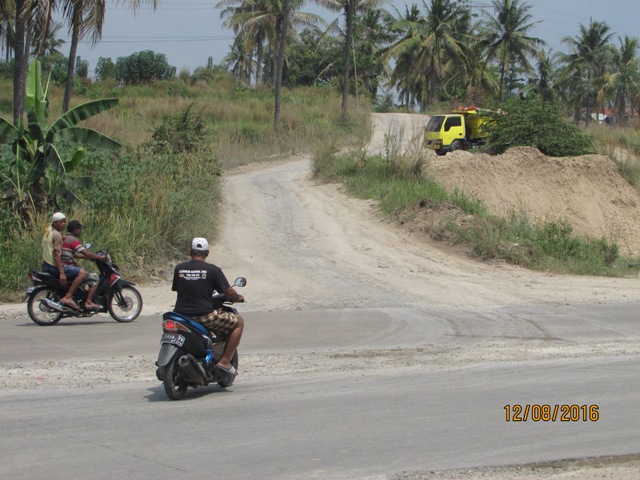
xmin=30 ymin=269 xmax=56 ymax=278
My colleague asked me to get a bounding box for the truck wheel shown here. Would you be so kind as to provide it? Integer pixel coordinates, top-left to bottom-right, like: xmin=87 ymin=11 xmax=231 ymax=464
xmin=435 ymin=148 xmax=447 ymax=156
xmin=450 ymin=140 xmax=464 ymax=152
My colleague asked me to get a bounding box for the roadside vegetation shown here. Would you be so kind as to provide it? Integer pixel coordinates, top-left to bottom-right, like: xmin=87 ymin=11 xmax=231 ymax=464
xmin=0 ymin=76 xmax=369 ymax=299
xmin=312 ymin=130 xmax=640 ymax=277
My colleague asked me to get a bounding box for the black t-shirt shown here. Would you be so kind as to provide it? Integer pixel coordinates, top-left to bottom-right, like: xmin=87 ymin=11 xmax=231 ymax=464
xmin=172 ymin=259 xmax=230 ymax=317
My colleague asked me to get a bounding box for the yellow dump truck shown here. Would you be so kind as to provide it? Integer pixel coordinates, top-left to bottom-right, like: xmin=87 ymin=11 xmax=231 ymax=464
xmin=424 ymin=106 xmax=489 ymax=156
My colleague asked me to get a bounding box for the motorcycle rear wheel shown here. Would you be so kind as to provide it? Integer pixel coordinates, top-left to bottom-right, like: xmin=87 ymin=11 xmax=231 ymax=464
xmin=27 ymin=287 xmax=63 ymax=326
xmin=163 ymin=352 xmax=188 ymax=400
xmin=109 ymin=286 xmax=143 ymax=322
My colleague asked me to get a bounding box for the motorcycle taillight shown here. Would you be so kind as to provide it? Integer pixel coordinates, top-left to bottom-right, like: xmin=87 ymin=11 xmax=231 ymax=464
xmin=164 ymin=320 xmax=177 ymax=332
xmin=163 ymin=320 xmax=189 ymax=333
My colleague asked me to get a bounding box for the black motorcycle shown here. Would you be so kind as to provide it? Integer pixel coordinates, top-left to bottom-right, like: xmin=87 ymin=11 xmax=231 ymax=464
xmin=24 ymin=247 xmax=143 ymax=326
xmin=155 ymin=277 xmax=246 ymax=400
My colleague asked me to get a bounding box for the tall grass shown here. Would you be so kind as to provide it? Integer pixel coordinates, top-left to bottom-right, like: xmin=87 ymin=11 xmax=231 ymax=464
xmin=590 ymin=125 xmax=640 ymax=189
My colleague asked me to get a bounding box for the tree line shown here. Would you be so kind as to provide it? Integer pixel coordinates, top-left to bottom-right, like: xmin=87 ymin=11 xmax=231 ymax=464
xmin=2 ymin=0 xmax=639 ymax=127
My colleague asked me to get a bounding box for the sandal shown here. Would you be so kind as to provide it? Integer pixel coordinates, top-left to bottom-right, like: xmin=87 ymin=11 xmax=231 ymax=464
xmin=215 ymin=364 xmax=237 ymax=384
xmin=60 ymin=298 xmax=80 ymax=310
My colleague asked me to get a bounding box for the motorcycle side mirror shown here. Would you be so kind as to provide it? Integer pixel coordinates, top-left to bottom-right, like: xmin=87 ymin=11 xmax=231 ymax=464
xmin=234 ymin=277 xmax=247 ymax=287
xmin=84 ymin=243 xmax=92 ymax=249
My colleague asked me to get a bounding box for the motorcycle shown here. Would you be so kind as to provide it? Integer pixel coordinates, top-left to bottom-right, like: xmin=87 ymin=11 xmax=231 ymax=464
xmin=155 ymin=277 xmax=246 ymax=400
xmin=23 ymin=245 xmax=143 ymax=326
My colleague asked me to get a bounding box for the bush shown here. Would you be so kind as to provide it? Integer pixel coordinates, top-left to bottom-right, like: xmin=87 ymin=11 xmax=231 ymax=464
xmin=95 ymin=57 xmax=116 ymax=82
xmin=484 ymin=95 xmax=595 ymax=157
xmin=115 ymin=51 xmax=176 ymax=85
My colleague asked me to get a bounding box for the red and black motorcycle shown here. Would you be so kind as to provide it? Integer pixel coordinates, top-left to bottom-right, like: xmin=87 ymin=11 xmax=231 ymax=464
xmin=23 ymin=248 xmax=143 ymax=326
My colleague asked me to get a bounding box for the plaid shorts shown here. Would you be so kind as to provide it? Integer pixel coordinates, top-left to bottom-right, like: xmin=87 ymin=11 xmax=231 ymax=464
xmin=194 ymin=309 xmax=239 ymax=335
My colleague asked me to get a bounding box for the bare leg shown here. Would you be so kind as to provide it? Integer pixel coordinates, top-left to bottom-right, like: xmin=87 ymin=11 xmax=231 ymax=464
xmin=217 ymin=315 xmax=244 ymax=369
xmin=62 ymin=270 xmax=86 ymax=307
xmin=85 ymin=285 xmax=100 ymax=308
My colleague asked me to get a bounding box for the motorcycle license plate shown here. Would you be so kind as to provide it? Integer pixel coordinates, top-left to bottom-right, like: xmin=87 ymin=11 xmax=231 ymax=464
xmin=161 ymin=333 xmax=185 ymax=347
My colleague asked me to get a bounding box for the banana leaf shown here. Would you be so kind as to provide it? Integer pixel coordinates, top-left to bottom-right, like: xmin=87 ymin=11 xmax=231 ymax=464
xmin=27 ymin=109 xmax=45 ymax=144
xmin=25 ymin=60 xmax=48 ymax=128
xmin=54 ymin=126 xmax=121 ymax=152
xmin=0 ymin=116 xmax=21 ymax=144
xmin=48 ymin=99 xmax=119 ymax=137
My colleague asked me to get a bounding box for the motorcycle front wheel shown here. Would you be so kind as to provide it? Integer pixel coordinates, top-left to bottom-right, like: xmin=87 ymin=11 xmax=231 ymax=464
xmin=163 ymin=352 xmax=188 ymax=400
xmin=27 ymin=287 xmax=63 ymax=326
xmin=108 ymin=286 xmax=143 ymax=322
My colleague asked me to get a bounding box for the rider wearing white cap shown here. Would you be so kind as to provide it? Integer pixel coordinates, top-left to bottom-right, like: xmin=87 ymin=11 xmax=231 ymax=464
xmin=171 ymin=237 xmax=245 ymax=382
xmin=41 ymin=212 xmax=86 ymax=310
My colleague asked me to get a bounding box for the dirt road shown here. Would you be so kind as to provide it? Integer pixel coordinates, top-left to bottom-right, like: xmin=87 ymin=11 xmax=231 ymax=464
xmin=2 ymin=113 xmax=639 ymax=479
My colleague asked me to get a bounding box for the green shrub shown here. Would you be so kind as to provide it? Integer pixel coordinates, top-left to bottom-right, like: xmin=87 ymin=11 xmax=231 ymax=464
xmin=484 ymin=95 xmax=595 ymax=157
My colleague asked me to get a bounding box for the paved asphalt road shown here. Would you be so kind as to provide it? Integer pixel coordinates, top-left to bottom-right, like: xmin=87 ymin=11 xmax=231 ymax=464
xmin=1 ymin=303 xmax=639 ymax=479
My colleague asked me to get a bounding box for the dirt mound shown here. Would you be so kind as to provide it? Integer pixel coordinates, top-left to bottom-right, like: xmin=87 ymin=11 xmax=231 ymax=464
xmin=425 ymin=146 xmax=640 ymax=255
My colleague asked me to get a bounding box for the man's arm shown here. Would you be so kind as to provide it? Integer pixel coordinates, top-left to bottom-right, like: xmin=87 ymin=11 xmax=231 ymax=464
xmin=223 ymin=286 xmax=244 ymax=303
xmin=53 ymin=234 xmax=66 ymax=283
xmin=78 ymin=249 xmax=107 ymax=261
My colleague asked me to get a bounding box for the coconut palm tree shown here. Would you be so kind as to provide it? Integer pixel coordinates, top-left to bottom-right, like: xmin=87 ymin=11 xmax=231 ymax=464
xmin=383 ymin=3 xmax=421 ymax=109
xmin=315 ymin=0 xmax=388 ymax=119
xmin=33 ymin=20 xmax=65 ymax=57
xmin=610 ymin=36 xmax=640 ymax=122
xmin=480 ymin=0 xmax=544 ymax=101
xmin=557 ymin=20 xmax=614 ymax=124
xmin=5 ymin=0 xmax=159 ymax=122
xmin=218 ymin=0 xmax=273 ymax=86
xmin=217 ymin=0 xmax=323 ymax=86
xmin=385 ymin=0 xmax=471 ymax=110
xmin=533 ymin=49 xmax=555 ymax=101
xmin=60 ymin=0 xmax=160 ymax=113
xmin=222 ymin=32 xmax=255 ymax=83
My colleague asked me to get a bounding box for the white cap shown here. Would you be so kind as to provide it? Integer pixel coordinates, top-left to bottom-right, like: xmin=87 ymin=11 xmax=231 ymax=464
xmin=51 ymin=212 xmax=66 ymax=223
xmin=191 ymin=237 xmax=209 ymax=251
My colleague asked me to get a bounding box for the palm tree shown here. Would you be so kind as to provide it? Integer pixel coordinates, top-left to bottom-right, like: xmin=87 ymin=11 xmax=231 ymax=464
xmin=610 ymin=35 xmax=640 ymax=122
xmin=273 ymin=0 xmax=293 ymax=138
xmin=59 ymin=1 xmax=106 ymax=113
xmin=557 ymin=20 xmax=613 ymax=124
xmin=385 ymin=0 xmax=471 ymax=110
xmin=218 ymin=0 xmax=274 ymax=86
xmin=315 ymin=0 xmax=388 ymax=120
xmin=480 ymin=0 xmax=544 ymax=101
xmin=533 ymin=48 xmax=555 ymax=101
xmin=222 ymin=32 xmax=255 ymax=83
xmin=4 ymin=0 xmax=159 ymax=122
xmin=33 ymin=20 xmax=65 ymax=57
xmin=216 ymin=1 xmax=322 ymax=137
xmin=384 ymin=3 xmax=421 ymax=109
xmin=60 ymin=0 xmax=160 ymax=113
xmin=217 ymin=0 xmax=323 ymax=86
xmin=0 ymin=0 xmax=16 ymax=62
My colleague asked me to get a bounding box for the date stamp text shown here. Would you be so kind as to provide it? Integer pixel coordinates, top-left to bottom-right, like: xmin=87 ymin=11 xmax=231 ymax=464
xmin=504 ymin=404 xmax=599 ymax=422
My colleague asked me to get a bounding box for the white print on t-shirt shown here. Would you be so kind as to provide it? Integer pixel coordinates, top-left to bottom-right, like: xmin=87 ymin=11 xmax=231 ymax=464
xmin=178 ymin=269 xmax=208 ymax=280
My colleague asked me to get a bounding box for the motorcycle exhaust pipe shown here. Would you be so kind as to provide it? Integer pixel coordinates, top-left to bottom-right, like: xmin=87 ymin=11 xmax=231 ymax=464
xmin=41 ymin=298 xmax=70 ymax=313
xmin=178 ymin=354 xmax=207 ymax=385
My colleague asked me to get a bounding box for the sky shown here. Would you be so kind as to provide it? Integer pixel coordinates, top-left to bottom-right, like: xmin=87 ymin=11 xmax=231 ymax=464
xmin=60 ymin=0 xmax=640 ymax=78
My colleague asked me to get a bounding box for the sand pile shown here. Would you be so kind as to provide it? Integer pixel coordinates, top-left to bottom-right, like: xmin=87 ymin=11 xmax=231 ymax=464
xmin=426 ymin=147 xmax=640 ymax=255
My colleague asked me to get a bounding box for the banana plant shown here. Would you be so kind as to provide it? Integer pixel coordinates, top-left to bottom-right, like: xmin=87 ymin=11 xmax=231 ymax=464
xmin=0 ymin=60 xmax=121 ymax=220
